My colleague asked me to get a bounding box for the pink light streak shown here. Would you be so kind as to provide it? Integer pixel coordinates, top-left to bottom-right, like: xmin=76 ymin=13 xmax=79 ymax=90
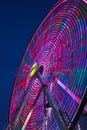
xmin=83 ymin=0 xmax=87 ymax=4
xmin=55 ymin=78 xmax=87 ymax=112
xmin=55 ymin=78 xmax=81 ymax=104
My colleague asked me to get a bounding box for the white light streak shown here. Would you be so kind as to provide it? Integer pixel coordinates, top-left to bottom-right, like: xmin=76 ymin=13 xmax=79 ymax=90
xmin=22 ymin=109 xmax=33 ymax=130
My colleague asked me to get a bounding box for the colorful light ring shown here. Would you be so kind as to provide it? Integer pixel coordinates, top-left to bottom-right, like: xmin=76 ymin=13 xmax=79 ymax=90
xmin=9 ymin=0 xmax=87 ymax=129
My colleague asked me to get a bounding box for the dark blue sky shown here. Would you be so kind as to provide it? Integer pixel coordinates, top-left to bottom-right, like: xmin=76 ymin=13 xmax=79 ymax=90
xmin=0 ymin=0 xmax=58 ymax=129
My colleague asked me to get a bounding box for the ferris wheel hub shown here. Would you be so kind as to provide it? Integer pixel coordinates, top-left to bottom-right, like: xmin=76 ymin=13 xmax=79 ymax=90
xmin=29 ymin=62 xmax=38 ymax=77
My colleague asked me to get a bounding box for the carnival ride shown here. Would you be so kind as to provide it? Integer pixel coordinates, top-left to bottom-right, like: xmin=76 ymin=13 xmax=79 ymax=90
xmin=7 ymin=0 xmax=87 ymax=129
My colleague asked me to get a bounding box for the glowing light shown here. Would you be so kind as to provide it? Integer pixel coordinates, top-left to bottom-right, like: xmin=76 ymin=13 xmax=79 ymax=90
xmin=29 ymin=62 xmax=38 ymax=77
xmin=22 ymin=109 xmax=33 ymax=130
xmin=55 ymin=78 xmax=81 ymax=104
xmin=83 ymin=0 xmax=87 ymax=4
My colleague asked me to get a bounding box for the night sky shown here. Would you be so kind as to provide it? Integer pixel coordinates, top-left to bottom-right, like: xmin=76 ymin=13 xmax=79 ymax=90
xmin=0 ymin=0 xmax=87 ymax=130
xmin=0 ymin=0 xmax=58 ymax=129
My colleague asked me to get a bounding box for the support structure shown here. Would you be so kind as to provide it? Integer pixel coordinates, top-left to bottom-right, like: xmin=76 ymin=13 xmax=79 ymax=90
xmin=37 ymin=73 xmax=69 ymax=130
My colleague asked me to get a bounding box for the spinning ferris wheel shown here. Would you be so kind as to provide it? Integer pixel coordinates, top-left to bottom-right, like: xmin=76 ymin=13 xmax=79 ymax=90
xmin=7 ymin=0 xmax=87 ymax=130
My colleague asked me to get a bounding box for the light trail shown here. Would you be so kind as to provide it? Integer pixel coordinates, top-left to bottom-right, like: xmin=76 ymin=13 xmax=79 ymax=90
xmin=22 ymin=109 xmax=33 ymax=130
xmin=55 ymin=78 xmax=81 ymax=104
xmin=55 ymin=78 xmax=87 ymax=112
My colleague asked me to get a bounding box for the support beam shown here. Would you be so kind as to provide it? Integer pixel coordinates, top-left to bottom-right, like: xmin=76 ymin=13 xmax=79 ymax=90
xmin=37 ymin=73 xmax=69 ymax=130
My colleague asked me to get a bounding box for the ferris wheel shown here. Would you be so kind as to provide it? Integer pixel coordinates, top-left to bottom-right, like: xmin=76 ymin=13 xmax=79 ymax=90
xmin=7 ymin=0 xmax=87 ymax=130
